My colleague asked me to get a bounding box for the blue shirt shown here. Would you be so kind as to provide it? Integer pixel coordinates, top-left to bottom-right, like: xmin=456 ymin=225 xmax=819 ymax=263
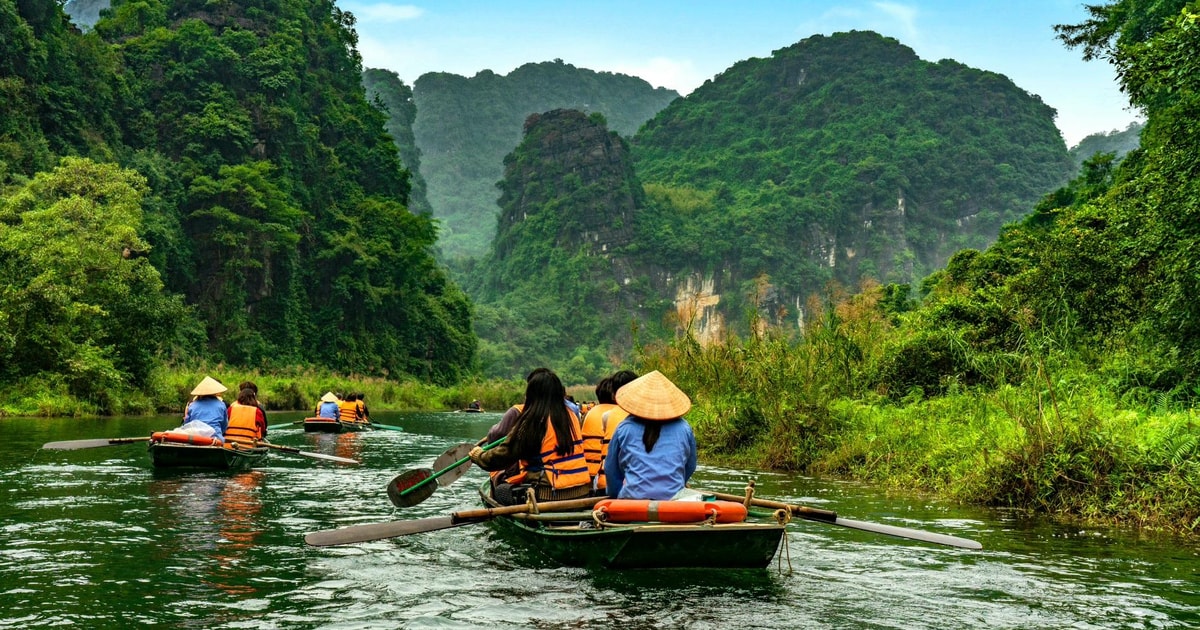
xmin=318 ymin=401 xmax=340 ymax=419
xmin=604 ymin=417 xmax=697 ymax=500
xmin=183 ymin=397 xmax=228 ymax=438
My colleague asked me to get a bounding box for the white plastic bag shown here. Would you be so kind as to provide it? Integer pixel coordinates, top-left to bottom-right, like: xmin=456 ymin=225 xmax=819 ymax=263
xmin=178 ymin=420 xmax=217 ymax=437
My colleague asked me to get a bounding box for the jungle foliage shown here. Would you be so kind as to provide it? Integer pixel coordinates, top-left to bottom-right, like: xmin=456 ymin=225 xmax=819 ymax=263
xmin=1068 ymin=121 xmax=1143 ymax=170
xmin=1 ymin=0 xmax=473 ymax=413
xmin=411 ymin=60 xmax=678 ymax=259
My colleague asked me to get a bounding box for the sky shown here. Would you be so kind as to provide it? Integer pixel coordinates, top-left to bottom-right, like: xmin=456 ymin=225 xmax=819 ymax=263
xmin=341 ymin=0 xmax=1142 ymax=147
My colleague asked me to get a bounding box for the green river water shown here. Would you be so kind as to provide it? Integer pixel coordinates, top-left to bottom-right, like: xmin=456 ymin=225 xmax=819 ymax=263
xmin=1 ymin=411 xmax=1196 ymax=629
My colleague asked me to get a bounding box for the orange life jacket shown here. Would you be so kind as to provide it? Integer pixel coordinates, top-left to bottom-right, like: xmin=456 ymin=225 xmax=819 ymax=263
xmin=355 ymin=399 xmax=367 ymax=422
xmin=338 ymin=400 xmax=360 ymax=422
xmin=581 ymin=403 xmax=624 ymax=489
xmin=506 ymin=412 xmax=589 ymax=491
xmin=225 ymin=403 xmax=262 ymax=445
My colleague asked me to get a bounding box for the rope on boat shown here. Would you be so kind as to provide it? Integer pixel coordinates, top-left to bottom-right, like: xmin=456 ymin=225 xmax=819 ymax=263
xmin=774 ymin=508 xmax=793 ymax=573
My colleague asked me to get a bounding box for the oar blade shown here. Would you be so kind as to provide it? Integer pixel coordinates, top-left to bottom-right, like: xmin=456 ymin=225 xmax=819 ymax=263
xmin=387 ymin=468 xmax=437 ymax=507
xmin=305 ymin=516 xmax=464 ymax=546
xmin=830 ymin=517 xmax=983 ymax=550
xmin=293 ymin=450 xmax=360 ymax=465
xmin=369 ymin=423 xmax=404 ymax=432
xmin=431 ymin=443 xmax=475 ymax=487
xmin=42 ymin=436 xmax=150 ymax=450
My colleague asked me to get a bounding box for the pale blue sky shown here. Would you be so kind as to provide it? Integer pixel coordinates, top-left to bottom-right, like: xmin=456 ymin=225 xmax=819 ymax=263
xmin=341 ymin=1 xmax=1141 ymax=146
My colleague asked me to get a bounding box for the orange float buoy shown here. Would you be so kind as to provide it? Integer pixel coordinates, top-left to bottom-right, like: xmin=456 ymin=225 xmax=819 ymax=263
xmin=595 ymin=499 xmax=748 ymax=524
xmin=150 ymin=431 xmax=221 ymax=446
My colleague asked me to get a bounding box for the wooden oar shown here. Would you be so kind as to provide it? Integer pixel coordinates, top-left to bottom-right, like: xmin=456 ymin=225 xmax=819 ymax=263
xmin=367 ymin=422 xmax=404 ymax=432
xmin=305 ymin=496 xmax=604 ymax=546
xmin=705 ymin=490 xmax=983 ymax=550
xmin=266 ymin=420 xmax=304 ymax=430
xmin=386 ymin=437 xmax=506 ymax=508
xmin=257 ymin=442 xmax=360 ymax=465
xmin=42 ymin=436 xmax=153 ymax=450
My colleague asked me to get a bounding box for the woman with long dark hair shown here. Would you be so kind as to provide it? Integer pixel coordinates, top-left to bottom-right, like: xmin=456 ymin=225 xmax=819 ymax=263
xmin=469 ymin=369 xmax=590 ymax=503
xmin=603 ymin=370 xmax=697 ymax=500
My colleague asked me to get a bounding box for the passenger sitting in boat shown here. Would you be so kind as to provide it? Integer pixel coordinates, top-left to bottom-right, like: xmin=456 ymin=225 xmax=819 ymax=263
xmin=469 ymin=369 xmax=590 ymax=504
xmin=582 ymin=370 xmax=638 ymax=494
xmin=354 ymin=392 xmax=371 ymax=423
xmin=225 ymin=387 xmax=267 ymax=446
xmin=338 ymin=393 xmax=362 ymax=424
xmin=183 ymin=376 xmax=229 ymax=439
xmin=604 ymin=370 xmax=697 ymax=500
xmin=315 ymin=392 xmax=340 ymax=419
xmin=468 ymin=399 xmax=481 ymax=411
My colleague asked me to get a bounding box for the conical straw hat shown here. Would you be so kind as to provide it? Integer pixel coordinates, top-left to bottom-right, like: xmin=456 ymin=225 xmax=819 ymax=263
xmin=190 ymin=376 xmax=227 ymax=396
xmin=320 ymin=391 xmax=339 ymax=403
xmin=615 ymin=370 xmax=691 ymax=421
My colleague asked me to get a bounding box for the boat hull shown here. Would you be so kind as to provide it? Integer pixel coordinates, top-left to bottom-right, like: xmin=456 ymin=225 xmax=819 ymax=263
xmin=303 ymin=418 xmax=373 ymax=433
xmin=147 ymin=442 xmax=268 ymax=471
xmin=479 ymin=483 xmax=785 ymax=569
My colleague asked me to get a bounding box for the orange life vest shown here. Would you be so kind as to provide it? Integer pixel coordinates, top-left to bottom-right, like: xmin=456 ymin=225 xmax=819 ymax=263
xmin=338 ymin=400 xmax=360 ymax=422
xmin=581 ymin=403 xmax=624 ymax=490
xmin=225 ymin=403 xmax=262 ymax=445
xmin=355 ymin=399 xmax=367 ymax=422
xmin=506 ymin=413 xmax=589 ymax=491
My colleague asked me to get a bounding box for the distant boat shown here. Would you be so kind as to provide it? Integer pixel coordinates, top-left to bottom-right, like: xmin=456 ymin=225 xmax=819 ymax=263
xmin=459 ymin=407 xmax=483 ymax=413
xmin=303 ymin=416 xmax=374 ymax=433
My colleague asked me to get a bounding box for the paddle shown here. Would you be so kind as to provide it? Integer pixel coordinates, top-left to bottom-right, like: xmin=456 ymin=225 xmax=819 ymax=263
xmin=266 ymin=420 xmax=304 ymax=430
xmin=256 ymin=442 xmax=360 ymax=465
xmin=705 ymin=489 xmax=983 ymax=550
xmin=42 ymin=436 xmax=153 ymax=450
xmin=305 ymin=496 xmax=604 ymax=546
xmin=386 ymin=437 xmax=506 ymax=508
xmin=368 ymin=422 xmax=404 ymax=432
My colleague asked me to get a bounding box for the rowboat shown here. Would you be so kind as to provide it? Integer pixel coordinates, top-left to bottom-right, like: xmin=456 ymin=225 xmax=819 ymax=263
xmin=147 ymin=440 xmax=268 ymax=471
xmin=477 ymin=481 xmax=787 ymax=569
xmin=303 ymin=416 xmax=373 ymax=433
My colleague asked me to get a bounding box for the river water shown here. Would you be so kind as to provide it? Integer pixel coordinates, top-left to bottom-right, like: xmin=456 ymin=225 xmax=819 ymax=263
xmin=1 ymin=411 xmax=1195 ymax=629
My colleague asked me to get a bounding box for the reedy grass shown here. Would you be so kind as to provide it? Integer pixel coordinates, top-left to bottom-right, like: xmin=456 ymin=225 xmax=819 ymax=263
xmin=639 ymin=281 xmax=1199 ymax=534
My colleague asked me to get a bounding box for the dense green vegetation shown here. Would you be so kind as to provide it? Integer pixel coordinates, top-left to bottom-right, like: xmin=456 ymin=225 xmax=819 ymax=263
xmin=632 ymin=31 xmax=1072 ymax=316
xmin=1 ymin=0 xmax=472 ymax=414
xmin=362 ymin=68 xmax=431 ymax=216
xmin=639 ymin=2 xmax=1200 ymax=533
xmin=412 ymin=60 xmax=678 ymax=259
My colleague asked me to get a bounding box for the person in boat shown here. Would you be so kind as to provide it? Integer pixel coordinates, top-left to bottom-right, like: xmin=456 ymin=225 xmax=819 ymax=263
xmin=467 ymin=399 xmax=482 ymax=411
xmin=564 ymin=394 xmax=582 ymax=422
xmin=315 ymin=391 xmax=340 ymax=419
xmin=338 ymin=392 xmax=362 ymax=424
xmin=604 ymin=370 xmax=697 ymax=500
xmin=225 ymin=387 xmax=267 ymax=446
xmin=581 ymin=370 xmax=638 ymax=494
xmin=182 ymin=376 xmax=229 ymax=439
xmin=239 ymin=380 xmax=268 ymax=415
xmin=469 ymin=369 xmax=590 ymax=504
xmin=354 ymin=392 xmax=371 ymax=423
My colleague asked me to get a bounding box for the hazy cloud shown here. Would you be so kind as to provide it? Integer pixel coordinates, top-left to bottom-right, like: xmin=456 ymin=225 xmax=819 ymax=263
xmin=348 ymin=3 xmax=424 ymax=22
xmin=608 ymin=57 xmax=702 ymax=95
xmin=798 ymin=1 xmax=921 ymax=47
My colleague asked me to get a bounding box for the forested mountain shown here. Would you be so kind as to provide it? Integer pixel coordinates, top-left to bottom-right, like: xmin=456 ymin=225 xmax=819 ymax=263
xmin=466 ymin=110 xmax=656 ymax=381
xmin=1068 ymin=121 xmax=1142 ymax=170
xmin=630 ymin=31 xmax=1073 ymax=335
xmin=1 ymin=0 xmax=472 ymax=411
xmin=362 ymin=69 xmax=431 ymax=216
xmin=411 ymin=60 xmax=679 ymax=259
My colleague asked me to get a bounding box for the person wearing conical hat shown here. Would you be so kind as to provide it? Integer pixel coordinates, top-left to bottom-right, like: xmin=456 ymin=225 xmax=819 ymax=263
xmin=183 ymin=376 xmax=229 ymax=439
xmin=315 ymin=391 xmax=340 ymax=419
xmin=604 ymin=370 xmax=697 ymax=500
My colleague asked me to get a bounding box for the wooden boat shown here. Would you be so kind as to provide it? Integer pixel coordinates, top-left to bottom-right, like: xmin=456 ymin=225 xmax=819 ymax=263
xmin=147 ymin=436 xmax=268 ymax=471
xmin=477 ymin=481 xmax=787 ymax=569
xmin=303 ymin=416 xmax=374 ymax=433
xmin=459 ymin=408 xmax=483 ymax=413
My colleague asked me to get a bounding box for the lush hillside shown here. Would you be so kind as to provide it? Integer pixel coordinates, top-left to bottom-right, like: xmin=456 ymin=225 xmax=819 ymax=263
xmin=412 ymin=60 xmax=679 ymax=259
xmin=631 ymin=31 xmax=1073 ymax=332
xmin=1069 ymin=121 xmax=1142 ymax=170
xmin=1 ymin=0 xmax=473 ymax=413
xmin=466 ymin=109 xmax=658 ymax=382
xmin=362 ymin=68 xmax=431 ymax=216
